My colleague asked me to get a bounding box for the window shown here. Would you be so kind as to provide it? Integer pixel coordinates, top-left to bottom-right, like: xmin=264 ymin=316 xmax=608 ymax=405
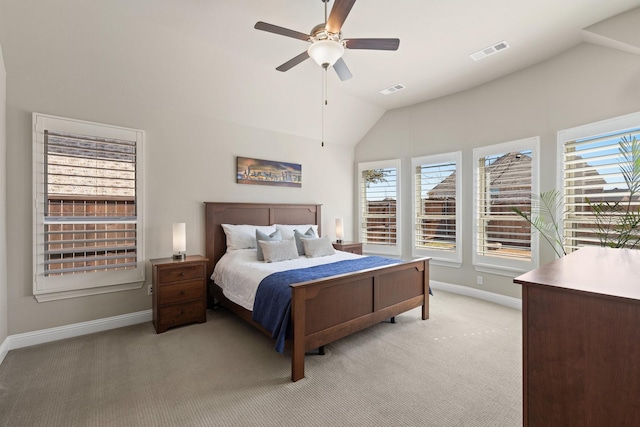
xmin=358 ymin=159 xmax=401 ymax=256
xmin=473 ymin=137 xmax=540 ymax=275
xmin=412 ymin=152 xmax=462 ymax=266
xmin=558 ymin=112 xmax=640 ymax=252
xmin=33 ymin=113 xmax=144 ymax=301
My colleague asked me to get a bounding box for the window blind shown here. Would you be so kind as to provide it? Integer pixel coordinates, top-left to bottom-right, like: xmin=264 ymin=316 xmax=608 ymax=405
xmin=414 ymin=159 xmax=457 ymax=253
xmin=43 ymin=130 xmax=137 ymax=276
xmin=562 ymin=128 xmax=640 ymax=250
xmin=476 ymin=150 xmax=533 ymax=261
xmin=360 ymin=167 xmax=397 ymax=246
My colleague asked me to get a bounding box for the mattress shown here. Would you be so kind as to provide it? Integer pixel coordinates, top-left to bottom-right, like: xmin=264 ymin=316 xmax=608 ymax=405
xmin=211 ymin=248 xmax=362 ymax=311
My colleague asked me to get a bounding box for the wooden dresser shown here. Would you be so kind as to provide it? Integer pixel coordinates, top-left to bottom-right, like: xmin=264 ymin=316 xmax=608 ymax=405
xmin=151 ymin=255 xmax=208 ymax=333
xmin=514 ymin=247 xmax=640 ymax=427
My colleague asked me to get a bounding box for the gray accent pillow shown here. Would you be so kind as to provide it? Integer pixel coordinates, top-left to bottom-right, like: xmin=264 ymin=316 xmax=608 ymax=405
xmin=256 ymin=229 xmax=282 ymax=261
xmin=294 ymin=227 xmax=317 ymax=255
xmin=302 ymin=236 xmax=336 ymax=258
xmin=259 ymin=238 xmax=299 ymax=263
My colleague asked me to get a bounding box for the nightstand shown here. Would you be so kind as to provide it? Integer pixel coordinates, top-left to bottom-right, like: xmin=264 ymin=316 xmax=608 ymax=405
xmin=151 ymin=255 xmax=208 ymax=333
xmin=332 ymin=241 xmax=363 ymax=255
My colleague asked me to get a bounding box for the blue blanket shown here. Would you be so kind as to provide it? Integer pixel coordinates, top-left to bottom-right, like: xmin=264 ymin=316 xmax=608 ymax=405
xmin=251 ymin=256 xmax=402 ymax=353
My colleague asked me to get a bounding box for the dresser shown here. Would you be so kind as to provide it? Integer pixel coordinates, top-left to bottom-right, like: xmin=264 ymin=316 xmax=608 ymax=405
xmin=514 ymin=247 xmax=640 ymax=427
xmin=332 ymin=241 xmax=363 ymax=255
xmin=151 ymin=255 xmax=208 ymax=333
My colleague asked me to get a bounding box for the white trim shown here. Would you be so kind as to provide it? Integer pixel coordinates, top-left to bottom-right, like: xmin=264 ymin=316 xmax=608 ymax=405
xmin=472 ymin=136 xmax=540 ymax=273
xmin=0 ymin=310 xmax=152 ymax=360
xmin=430 ymin=280 xmax=522 ymax=310
xmin=32 ymin=112 xmax=145 ymax=300
xmin=411 ymin=151 xmax=462 ymax=264
xmin=357 ymin=159 xmax=402 ymax=256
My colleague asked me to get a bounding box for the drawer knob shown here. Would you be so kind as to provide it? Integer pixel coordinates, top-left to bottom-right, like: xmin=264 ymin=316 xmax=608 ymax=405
xmin=180 ymin=291 xmax=185 ymax=295
xmin=179 ymin=272 xmax=185 ymax=276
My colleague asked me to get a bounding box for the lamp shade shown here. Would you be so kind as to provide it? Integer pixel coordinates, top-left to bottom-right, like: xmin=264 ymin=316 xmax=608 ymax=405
xmin=173 ymin=223 xmax=186 ymax=259
xmin=308 ymin=39 xmax=344 ymax=67
xmin=335 ymin=218 xmax=344 ymax=242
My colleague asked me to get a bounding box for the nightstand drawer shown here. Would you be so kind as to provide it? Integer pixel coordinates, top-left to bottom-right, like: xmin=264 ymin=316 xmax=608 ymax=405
xmin=158 ymin=300 xmax=205 ymax=327
xmin=157 ymin=264 xmax=204 ymax=284
xmin=158 ymin=280 xmax=204 ymax=305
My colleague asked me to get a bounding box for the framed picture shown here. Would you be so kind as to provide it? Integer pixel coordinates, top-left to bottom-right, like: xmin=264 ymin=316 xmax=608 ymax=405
xmin=236 ymin=156 xmax=302 ymax=188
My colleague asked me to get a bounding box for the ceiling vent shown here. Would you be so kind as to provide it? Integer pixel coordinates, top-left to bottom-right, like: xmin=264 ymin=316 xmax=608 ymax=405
xmin=380 ymin=83 xmax=406 ymax=95
xmin=470 ymin=41 xmax=510 ymax=61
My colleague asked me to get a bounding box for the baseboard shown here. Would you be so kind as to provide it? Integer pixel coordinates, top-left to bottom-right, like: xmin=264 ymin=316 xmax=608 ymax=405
xmin=430 ymin=281 xmax=522 ymax=310
xmin=4 ymin=309 xmax=152 ymax=355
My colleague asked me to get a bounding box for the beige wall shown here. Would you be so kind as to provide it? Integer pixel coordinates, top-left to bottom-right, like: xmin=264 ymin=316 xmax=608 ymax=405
xmin=5 ymin=73 xmax=355 ymax=335
xmin=355 ymin=42 xmax=640 ymax=298
xmin=0 ymin=42 xmax=7 ymax=344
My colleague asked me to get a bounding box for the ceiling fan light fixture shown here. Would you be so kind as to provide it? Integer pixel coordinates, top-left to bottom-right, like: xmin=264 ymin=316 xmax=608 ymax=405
xmin=308 ymin=39 xmax=344 ymax=67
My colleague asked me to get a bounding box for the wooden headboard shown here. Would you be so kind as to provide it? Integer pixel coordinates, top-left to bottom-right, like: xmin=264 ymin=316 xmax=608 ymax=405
xmin=204 ymin=202 xmax=322 ymax=279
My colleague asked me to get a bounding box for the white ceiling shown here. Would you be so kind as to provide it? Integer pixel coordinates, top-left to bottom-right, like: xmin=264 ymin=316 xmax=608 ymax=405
xmin=1 ymin=0 xmax=640 ymax=146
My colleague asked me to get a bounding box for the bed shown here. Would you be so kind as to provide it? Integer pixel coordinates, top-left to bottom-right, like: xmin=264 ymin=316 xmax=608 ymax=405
xmin=205 ymin=202 xmax=430 ymax=381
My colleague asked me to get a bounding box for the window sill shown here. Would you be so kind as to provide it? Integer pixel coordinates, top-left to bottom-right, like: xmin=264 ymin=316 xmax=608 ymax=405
xmin=473 ymin=264 xmax=528 ymax=278
xmin=34 ymin=281 xmax=144 ymax=302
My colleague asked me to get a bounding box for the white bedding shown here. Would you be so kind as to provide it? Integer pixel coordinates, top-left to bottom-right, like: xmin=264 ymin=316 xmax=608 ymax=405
xmin=211 ymin=248 xmax=363 ymax=311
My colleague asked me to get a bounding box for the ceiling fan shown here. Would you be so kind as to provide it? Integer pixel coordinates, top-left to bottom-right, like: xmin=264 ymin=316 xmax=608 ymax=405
xmin=254 ymin=0 xmax=400 ymax=81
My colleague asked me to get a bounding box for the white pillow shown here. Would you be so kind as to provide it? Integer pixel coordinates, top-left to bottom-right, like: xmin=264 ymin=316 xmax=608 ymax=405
xmin=259 ymin=238 xmax=299 ymax=263
xmin=275 ymin=224 xmax=320 ymax=240
xmin=302 ymin=236 xmax=336 ymax=258
xmin=221 ymin=224 xmax=276 ymax=251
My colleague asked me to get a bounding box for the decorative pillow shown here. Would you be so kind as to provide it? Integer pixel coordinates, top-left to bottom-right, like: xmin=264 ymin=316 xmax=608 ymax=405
xmin=294 ymin=227 xmax=317 ymax=255
xmin=302 ymin=236 xmax=336 ymax=258
xmin=275 ymin=224 xmax=319 ymax=241
xmin=259 ymin=238 xmax=299 ymax=263
xmin=221 ymin=224 xmax=276 ymax=251
xmin=256 ymin=229 xmax=282 ymax=261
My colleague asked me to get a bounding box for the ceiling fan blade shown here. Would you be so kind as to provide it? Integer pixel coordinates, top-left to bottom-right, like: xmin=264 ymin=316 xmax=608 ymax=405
xmin=326 ymin=0 xmax=356 ymax=34
xmin=254 ymin=21 xmax=310 ymax=41
xmin=345 ymin=38 xmax=400 ymax=50
xmin=333 ymin=58 xmax=353 ymax=81
xmin=276 ymin=51 xmax=310 ymax=72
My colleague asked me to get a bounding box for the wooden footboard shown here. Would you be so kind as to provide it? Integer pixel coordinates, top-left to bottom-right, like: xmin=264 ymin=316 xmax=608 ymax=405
xmin=290 ymin=257 xmax=429 ymax=381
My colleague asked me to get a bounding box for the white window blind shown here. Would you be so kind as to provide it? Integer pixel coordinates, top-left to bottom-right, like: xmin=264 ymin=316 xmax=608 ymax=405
xmin=358 ymin=159 xmax=401 ymax=256
xmin=33 ymin=113 xmax=144 ymax=301
xmin=473 ymin=137 xmax=539 ymax=274
xmin=561 ymin=125 xmax=640 ymax=251
xmin=412 ymin=152 xmax=461 ymax=265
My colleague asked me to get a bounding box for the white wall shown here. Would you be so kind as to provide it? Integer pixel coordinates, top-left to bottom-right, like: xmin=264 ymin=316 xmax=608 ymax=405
xmin=0 ymin=41 xmax=8 ymax=346
xmin=355 ymin=42 xmax=640 ymax=298
xmin=4 ymin=73 xmax=354 ymax=334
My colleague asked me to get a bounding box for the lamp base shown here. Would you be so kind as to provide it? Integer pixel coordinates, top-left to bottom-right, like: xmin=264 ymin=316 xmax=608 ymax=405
xmin=172 ymin=253 xmax=186 ymax=260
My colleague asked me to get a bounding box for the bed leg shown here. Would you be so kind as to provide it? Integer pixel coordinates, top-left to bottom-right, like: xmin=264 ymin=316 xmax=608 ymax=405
xmin=318 ymin=345 xmax=325 ymax=355
xmin=390 ymin=317 xmax=396 ymax=324
xmin=291 ymin=286 xmax=306 ymax=382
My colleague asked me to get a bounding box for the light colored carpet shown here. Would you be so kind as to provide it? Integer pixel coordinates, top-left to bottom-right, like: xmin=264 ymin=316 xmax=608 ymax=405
xmin=0 ymin=291 xmax=522 ymax=426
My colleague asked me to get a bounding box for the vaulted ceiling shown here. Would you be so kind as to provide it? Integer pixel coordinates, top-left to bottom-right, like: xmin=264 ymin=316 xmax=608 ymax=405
xmin=1 ymin=0 xmax=639 ymax=146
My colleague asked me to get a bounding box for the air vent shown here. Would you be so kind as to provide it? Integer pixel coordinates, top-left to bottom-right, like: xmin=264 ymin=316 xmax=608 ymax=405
xmin=380 ymin=83 xmax=406 ymax=95
xmin=470 ymin=41 xmax=510 ymax=61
